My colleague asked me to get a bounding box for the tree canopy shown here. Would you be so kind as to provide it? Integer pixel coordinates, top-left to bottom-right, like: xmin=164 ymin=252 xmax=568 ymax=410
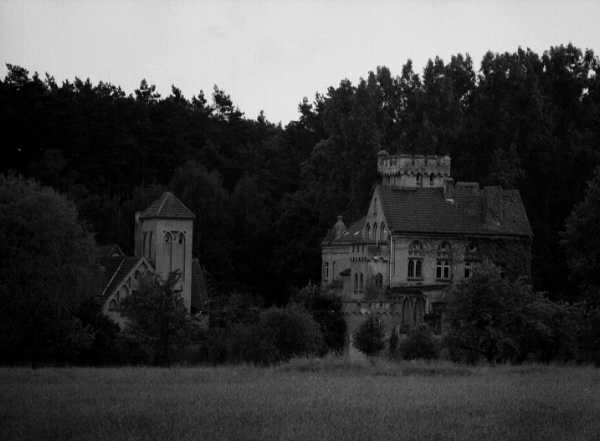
xmin=2 ymin=43 xmax=600 ymax=303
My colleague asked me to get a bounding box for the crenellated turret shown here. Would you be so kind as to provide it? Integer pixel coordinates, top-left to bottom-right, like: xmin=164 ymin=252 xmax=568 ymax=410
xmin=377 ymin=150 xmax=451 ymax=188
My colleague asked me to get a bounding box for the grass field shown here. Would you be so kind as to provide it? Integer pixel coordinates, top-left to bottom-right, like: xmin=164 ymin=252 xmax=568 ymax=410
xmin=1 ymin=359 xmax=599 ymax=441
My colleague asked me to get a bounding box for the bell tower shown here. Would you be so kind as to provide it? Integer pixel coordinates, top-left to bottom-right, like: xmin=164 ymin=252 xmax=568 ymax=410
xmin=135 ymin=192 xmax=195 ymax=311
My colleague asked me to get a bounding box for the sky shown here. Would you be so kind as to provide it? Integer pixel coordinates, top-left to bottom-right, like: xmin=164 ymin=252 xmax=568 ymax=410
xmin=1 ymin=0 xmax=600 ymax=124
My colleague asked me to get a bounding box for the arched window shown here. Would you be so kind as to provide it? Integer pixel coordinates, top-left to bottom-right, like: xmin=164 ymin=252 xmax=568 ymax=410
xmin=365 ymin=223 xmax=371 ymax=240
xmin=359 ymin=273 xmax=364 ymax=291
xmin=436 ymin=242 xmax=452 ymax=280
xmin=372 ymin=223 xmax=378 ymax=242
xmin=323 ymin=262 xmax=329 ymax=281
xmin=408 ymin=241 xmax=424 ymax=280
xmin=354 ymin=273 xmax=358 ymax=292
xmin=429 ymin=173 xmax=435 ymax=186
xmin=164 ymin=232 xmax=173 ymax=272
xmin=416 ymin=173 xmax=423 ymax=187
xmin=464 ymin=241 xmax=478 ymax=279
xmin=402 ymin=297 xmax=411 ymax=327
xmin=380 ymin=222 xmax=386 ymax=242
xmin=375 ymin=273 xmax=383 ymax=288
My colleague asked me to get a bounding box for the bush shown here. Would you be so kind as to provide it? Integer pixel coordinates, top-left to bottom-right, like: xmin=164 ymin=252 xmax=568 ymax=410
xmin=258 ymin=306 xmax=323 ymax=361
xmin=400 ymin=325 xmax=438 ymax=360
xmin=294 ymin=283 xmax=347 ymax=355
xmin=353 ymin=316 xmax=385 ymax=356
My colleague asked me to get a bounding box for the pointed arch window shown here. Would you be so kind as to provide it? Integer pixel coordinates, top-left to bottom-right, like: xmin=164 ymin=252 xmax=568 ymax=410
xmin=380 ymin=222 xmax=386 ymax=242
xmin=372 ymin=223 xmax=378 ymax=242
xmin=436 ymin=242 xmax=452 ymax=280
xmin=464 ymin=241 xmax=478 ymax=279
xmin=359 ymin=273 xmax=364 ymax=291
xmin=354 ymin=273 xmax=358 ymax=293
xmin=365 ymin=223 xmax=371 ymax=240
xmin=408 ymin=241 xmax=423 ymax=280
xmin=429 ymin=174 xmax=435 ymax=186
xmin=164 ymin=232 xmax=173 ymax=272
xmin=416 ymin=173 xmax=423 ymax=187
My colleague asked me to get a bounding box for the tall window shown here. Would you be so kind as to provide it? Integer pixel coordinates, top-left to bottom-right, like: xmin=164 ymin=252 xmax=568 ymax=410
xmin=359 ymin=273 xmax=364 ymax=291
xmin=164 ymin=232 xmax=173 ymax=272
xmin=380 ymin=222 xmax=386 ymax=242
xmin=464 ymin=261 xmax=473 ymax=279
xmin=375 ymin=273 xmax=383 ymax=288
xmin=436 ymin=242 xmax=452 ymax=280
xmin=464 ymin=241 xmax=478 ymax=279
xmin=416 ymin=173 xmax=423 ymax=187
xmin=429 ymin=174 xmax=435 ymax=186
xmin=365 ymin=223 xmax=371 ymax=240
xmin=323 ymin=262 xmax=329 ymax=281
xmin=372 ymin=223 xmax=378 ymax=242
xmin=354 ymin=273 xmax=358 ymax=292
xmin=408 ymin=241 xmax=423 ymax=280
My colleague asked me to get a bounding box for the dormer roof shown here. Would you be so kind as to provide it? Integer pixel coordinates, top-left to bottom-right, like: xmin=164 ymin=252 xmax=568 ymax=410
xmin=139 ymin=192 xmax=195 ymax=220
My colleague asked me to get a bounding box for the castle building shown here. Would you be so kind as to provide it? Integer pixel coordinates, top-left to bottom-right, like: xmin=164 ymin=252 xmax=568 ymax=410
xmin=98 ymin=192 xmax=202 ymax=326
xmin=321 ymin=151 xmax=533 ymax=342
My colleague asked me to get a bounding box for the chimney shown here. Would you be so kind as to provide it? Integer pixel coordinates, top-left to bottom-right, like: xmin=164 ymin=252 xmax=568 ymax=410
xmin=443 ymin=178 xmax=455 ymax=201
xmin=483 ymin=186 xmax=504 ymax=225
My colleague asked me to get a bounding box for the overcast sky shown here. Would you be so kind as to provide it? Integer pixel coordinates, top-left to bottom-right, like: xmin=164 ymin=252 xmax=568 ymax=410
xmin=1 ymin=0 xmax=599 ymax=124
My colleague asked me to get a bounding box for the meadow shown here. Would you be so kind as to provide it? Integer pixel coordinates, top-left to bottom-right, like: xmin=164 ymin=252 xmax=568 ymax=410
xmin=1 ymin=359 xmax=599 ymax=441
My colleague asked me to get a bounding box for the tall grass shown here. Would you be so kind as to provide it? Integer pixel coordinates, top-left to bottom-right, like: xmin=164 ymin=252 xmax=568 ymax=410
xmin=1 ymin=359 xmax=598 ymax=441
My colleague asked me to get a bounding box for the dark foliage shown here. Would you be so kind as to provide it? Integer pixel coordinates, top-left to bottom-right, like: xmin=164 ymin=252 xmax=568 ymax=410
xmin=353 ymin=316 xmax=385 ymax=356
xmin=399 ymin=325 xmax=439 ymax=360
xmin=120 ymin=271 xmax=199 ymax=366
xmin=0 ymin=174 xmax=98 ymax=365
xmin=3 ymin=45 xmax=600 ymax=304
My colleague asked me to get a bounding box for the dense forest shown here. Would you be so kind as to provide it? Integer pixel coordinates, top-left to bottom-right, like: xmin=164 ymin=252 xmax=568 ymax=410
xmin=2 ymin=43 xmax=600 ymax=304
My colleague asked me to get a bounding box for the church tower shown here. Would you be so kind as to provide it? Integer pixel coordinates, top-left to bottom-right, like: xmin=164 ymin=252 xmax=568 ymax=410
xmin=134 ymin=192 xmax=195 ymax=311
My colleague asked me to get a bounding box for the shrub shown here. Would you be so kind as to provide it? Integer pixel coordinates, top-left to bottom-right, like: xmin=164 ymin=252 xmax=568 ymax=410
xmin=258 ymin=306 xmax=323 ymax=361
xmin=400 ymin=325 xmax=438 ymax=360
xmin=353 ymin=316 xmax=385 ymax=356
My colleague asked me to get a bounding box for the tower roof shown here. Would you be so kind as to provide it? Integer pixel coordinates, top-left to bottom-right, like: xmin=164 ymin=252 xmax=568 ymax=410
xmin=139 ymin=192 xmax=195 ymax=220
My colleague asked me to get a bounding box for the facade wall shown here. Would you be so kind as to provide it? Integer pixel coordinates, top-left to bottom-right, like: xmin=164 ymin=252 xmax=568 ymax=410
xmin=390 ymin=235 xmax=474 ymax=287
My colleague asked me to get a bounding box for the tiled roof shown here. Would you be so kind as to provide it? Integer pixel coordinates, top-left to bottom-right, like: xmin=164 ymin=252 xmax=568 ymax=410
xmin=378 ymin=184 xmax=532 ymax=237
xmin=322 ymin=217 xmax=365 ymax=246
xmin=100 ymin=256 xmax=145 ymax=297
xmin=139 ymin=192 xmax=195 ymax=220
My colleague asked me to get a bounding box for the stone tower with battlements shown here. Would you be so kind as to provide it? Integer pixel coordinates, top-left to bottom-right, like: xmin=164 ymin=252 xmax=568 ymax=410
xmin=377 ymin=150 xmax=452 ymax=188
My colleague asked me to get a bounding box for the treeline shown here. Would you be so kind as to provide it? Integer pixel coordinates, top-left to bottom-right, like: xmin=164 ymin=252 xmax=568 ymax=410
xmin=2 ymin=43 xmax=600 ymax=304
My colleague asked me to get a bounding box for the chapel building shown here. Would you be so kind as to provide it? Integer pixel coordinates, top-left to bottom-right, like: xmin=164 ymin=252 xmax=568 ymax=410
xmin=97 ymin=192 xmax=206 ymax=326
xmin=321 ymin=151 xmax=533 ymax=338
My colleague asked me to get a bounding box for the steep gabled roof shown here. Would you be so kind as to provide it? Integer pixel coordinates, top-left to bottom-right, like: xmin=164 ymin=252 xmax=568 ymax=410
xmin=139 ymin=192 xmax=195 ymax=220
xmin=322 ymin=217 xmax=366 ymax=246
xmin=100 ymin=256 xmax=149 ymax=298
xmin=377 ymin=184 xmax=532 ymax=237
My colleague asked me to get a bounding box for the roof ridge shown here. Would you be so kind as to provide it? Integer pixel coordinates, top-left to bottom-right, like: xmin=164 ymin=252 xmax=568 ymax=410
xmin=157 ymin=192 xmax=170 ymax=216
